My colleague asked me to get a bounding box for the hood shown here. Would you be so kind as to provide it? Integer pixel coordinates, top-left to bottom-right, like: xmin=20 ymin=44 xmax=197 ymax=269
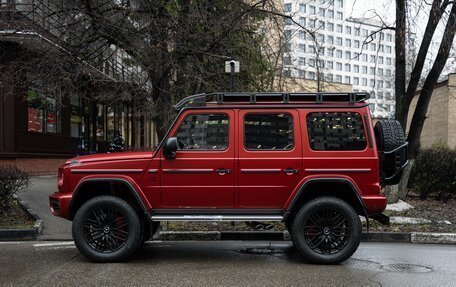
xmin=65 ymin=151 xmax=153 ymax=165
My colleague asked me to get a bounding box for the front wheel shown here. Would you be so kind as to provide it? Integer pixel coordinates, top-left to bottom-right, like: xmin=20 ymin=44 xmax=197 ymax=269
xmin=290 ymin=197 xmax=361 ymax=264
xmin=72 ymin=196 xmax=142 ymax=262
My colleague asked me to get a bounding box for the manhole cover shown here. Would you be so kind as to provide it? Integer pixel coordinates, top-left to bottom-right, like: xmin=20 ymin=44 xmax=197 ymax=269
xmin=238 ymin=248 xmax=281 ymax=255
xmin=381 ymin=263 xmax=432 ymax=273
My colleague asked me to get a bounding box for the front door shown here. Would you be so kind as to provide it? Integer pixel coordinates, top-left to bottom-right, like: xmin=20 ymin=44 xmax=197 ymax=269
xmin=160 ymin=110 xmax=235 ymax=208
xmin=238 ymin=109 xmax=302 ymax=208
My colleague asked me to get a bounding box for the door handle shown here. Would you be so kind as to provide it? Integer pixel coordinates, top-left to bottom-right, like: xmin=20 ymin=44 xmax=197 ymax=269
xmin=283 ymin=168 xmax=299 ymax=175
xmin=216 ymin=168 xmax=231 ymax=175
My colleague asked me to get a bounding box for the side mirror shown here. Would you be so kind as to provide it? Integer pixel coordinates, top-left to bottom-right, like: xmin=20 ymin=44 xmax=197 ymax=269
xmin=163 ymin=137 xmax=178 ymax=159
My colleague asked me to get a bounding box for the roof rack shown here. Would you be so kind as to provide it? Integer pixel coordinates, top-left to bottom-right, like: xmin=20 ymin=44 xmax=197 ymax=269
xmin=174 ymin=92 xmax=370 ymax=109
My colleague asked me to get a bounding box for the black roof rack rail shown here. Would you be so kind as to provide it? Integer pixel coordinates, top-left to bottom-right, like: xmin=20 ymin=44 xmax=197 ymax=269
xmin=174 ymin=92 xmax=370 ymax=109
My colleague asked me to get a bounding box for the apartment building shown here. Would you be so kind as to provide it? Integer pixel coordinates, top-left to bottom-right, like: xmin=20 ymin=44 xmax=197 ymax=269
xmin=0 ymin=0 xmax=157 ymax=174
xmin=282 ymin=0 xmax=395 ymax=118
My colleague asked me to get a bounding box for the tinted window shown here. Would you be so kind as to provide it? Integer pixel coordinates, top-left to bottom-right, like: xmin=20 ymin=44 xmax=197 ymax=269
xmin=244 ymin=114 xmax=293 ymax=150
xmin=307 ymin=112 xmax=366 ymax=151
xmin=175 ymin=114 xmax=229 ymax=150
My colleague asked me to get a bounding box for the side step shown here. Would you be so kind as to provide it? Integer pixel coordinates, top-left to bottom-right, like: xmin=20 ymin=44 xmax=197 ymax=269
xmin=150 ymin=215 xmax=284 ymax=222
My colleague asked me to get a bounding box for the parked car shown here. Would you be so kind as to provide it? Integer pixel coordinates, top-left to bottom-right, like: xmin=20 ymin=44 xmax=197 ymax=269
xmin=50 ymin=92 xmax=407 ymax=264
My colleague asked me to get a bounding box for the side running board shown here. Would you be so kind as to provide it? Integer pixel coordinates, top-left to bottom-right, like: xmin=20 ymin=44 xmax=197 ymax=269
xmin=150 ymin=215 xmax=284 ymax=222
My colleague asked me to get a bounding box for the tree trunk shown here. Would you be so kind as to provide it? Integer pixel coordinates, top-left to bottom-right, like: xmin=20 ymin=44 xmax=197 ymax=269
xmin=395 ymin=0 xmax=407 ymax=127
xmin=407 ymin=2 xmax=456 ymax=159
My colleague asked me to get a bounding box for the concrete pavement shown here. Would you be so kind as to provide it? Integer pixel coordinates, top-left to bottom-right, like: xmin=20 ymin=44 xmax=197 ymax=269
xmin=0 ymin=241 xmax=455 ymax=286
xmin=18 ymin=176 xmax=71 ymax=240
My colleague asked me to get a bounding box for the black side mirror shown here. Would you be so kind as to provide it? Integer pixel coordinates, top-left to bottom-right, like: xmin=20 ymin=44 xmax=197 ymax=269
xmin=163 ymin=137 xmax=178 ymax=159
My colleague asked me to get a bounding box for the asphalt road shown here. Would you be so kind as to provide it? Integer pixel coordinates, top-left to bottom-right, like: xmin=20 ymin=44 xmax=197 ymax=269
xmin=0 ymin=241 xmax=455 ymax=287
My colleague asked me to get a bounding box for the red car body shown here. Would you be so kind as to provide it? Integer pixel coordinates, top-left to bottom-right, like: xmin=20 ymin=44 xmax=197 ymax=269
xmin=50 ymin=103 xmax=387 ymax=220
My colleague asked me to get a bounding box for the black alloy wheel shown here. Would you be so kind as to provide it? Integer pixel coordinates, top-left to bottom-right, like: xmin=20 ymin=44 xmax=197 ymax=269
xmin=83 ymin=207 xmax=129 ymax=253
xmin=72 ymin=196 xmax=142 ymax=262
xmin=303 ymin=207 xmax=350 ymax=254
xmin=291 ymin=197 xmax=361 ymax=264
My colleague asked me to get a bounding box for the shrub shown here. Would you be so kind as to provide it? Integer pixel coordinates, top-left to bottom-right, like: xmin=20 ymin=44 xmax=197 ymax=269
xmin=0 ymin=165 xmax=30 ymax=214
xmin=410 ymin=143 xmax=456 ymax=200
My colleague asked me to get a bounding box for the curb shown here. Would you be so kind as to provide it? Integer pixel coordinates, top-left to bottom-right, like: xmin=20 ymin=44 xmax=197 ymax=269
xmin=0 ymin=197 xmax=42 ymax=241
xmin=157 ymin=231 xmax=456 ymax=244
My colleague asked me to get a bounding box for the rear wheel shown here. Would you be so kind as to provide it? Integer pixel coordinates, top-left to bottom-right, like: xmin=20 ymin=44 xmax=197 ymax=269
xmin=291 ymin=197 xmax=361 ymax=264
xmin=72 ymin=196 xmax=142 ymax=262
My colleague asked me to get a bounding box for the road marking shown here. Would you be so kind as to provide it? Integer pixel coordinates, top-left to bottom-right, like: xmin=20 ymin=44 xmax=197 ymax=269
xmin=34 ymin=242 xmax=74 ymax=247
xmin=0 ymin=241 xmax=28 ymax=244
xmin=35 ymin=246 xmax=76 ymax=251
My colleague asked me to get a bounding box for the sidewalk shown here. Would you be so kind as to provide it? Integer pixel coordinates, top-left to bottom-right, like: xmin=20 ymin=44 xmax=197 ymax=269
xmin=18 ymin=176 xmax=71 ymax=240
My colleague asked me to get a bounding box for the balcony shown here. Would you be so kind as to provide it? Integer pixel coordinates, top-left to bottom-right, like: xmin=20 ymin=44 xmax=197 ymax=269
xmin=0 ymin=0 xmax=147 ymax=87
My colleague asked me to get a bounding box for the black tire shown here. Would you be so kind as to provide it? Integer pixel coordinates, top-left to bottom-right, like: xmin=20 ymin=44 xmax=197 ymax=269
xmin=291 ymin=197 xmax=361 ymax=264
xmin=72 ymin=196 xmax=142 ymax=262
xmin=374 ymin=119 xmax=405 ymax=152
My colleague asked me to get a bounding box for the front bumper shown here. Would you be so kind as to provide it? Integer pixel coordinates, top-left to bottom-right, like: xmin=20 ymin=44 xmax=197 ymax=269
xmin=49 ymin=192 xmax=72 ymax=219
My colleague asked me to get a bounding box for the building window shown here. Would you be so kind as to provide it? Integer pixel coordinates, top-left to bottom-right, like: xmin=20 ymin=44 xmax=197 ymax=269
xmin=299 ymin=57 xmax=305 ymax=66
xmin=386 ymin=69 xmax=392 ymax=76
xmin=345 ymin=51 xmax=351 ymax=59
xmin=336 ymin=37 xmax=343 ymax=46
xmin=327 ymin=61 xmax=334 ymax=69
xmin=27 ymin=90 xmax=61 ymax=134
xmin=379 ymin=44 xmax=384 ymax=52
xmin=345 ymin=26 xmax=352 ymax=34
xmin=362 ymin=78 xmax=367 ymax=86
xmin=355 ymin=27 xmax=360 ymax=36
xmin=345 ymin=39 xmax=351 ymax=47
xmin=299 ymin=17 xmax=306 ymax=26
xmin=336 ymin=0 xmax=344 ymax=8
xmin=370 ymin=67 xmax=375 ymax=75
xmin=284 ymin=56 xmax=292 ymax=65
xmin=327 ymin=48 xmax=334 ymax=57
xmin=386 ymin=34 xmax=393 ymax=42
xmin=299 ymin=43 xmax=306 ymax=53
xmin=353 ymin=77 xmax=359 ymax=85
xmin=336 ymin=62 xmax=342 ymax=71
xmin=284 ymin=30 xmax=292 ymax=42
xmin=335 ymin=74 xmax=342 ymax=83
xmin=306 ymin=112 xmax=367 ymax=151
xmin=327 ymin=22 xmax=334 ymax=31
xmin=378 ymin=68 xmax=384 ymax=76
xmin=309 ymin=5 xmax=316 ymax=15
xmin=370 ymin=79 xmax=375 ymax=87
xmin=326 ymin=74 xmax=334 ymax=81
xmin=309 ymin=45 xmax=316 ymax=54
xmin=285 ymin=43 xmax=291 ymax=52
xmin=344 ymin=76 xmax=350 ymax=84
xmin=245 ymin=114 xmax=293 ymax=150
xmin=336 ymin=11 xmax=343 ymax=20
xmin=309 ymin=58 xmax=316 ymax=67
xmin=354 ymin=40 xmax=360 ymax=48
xmin=70 ymin=95 xmax=82 ymax=138
xmin=317 ymin=33 xmax=325 ymax=42
xmin=285 ymin=18 xmax=292 ymax=26
xmin=361 ymin=54 xmax=368 ymax=62
xmin=284 ymin=3 xmax=292 ymax=12
xmin=344 ymin=63 xmax=351 ymax=72
xmin=386 ymin=57 xmax=392 ymax=65
xmin=319 ymin=8 xmax=325 ymax=17
xmin=361 ymin=29 xmax=368 ymax=37
xmin=386 ymin=45 xmax=392 ymax=53
xmin=336 ymin=50 xmax=342 ymax=58
xmin=362 ymin=66 xmax=368 ymax=73
xmin=318 ymin=20 xmax=325 ymax=29
xmin=308 ymin=71 xmax=316 ymax=79
xmin=175 ymin=113 xmax=229 ymax=150
xmin=327 ymin=9 xmax=334 ymax=19
xmin=336 ymin=24 xmax=343 ymax=32
xmin=309 ymin=19 xmax=316 ymax=28
xmin=328 ymin=35 xmax=334 ymax=44
xmin=299 ymin=3 xmax=306 ymax=12
xmin=370 ymin=43 xmax=376 ymax=51
xmin=354 ymin=65 xmax=359 ymax=73
xmin=379 ymin=56 xmax=384 ymax=64
xmin=370 ymin=55 xmax=376 ymax=63
xmin=299 ymin=30 xmax=306 ymax=40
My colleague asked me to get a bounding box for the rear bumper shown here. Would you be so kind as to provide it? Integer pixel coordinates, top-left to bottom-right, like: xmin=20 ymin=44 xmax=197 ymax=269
xmin=362 ymin=195 xmax=388 ymax=215
xmin=49 ymin=192 xmax=72 ymax=220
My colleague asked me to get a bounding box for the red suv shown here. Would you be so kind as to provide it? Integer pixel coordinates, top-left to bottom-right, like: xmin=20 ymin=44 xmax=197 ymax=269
xmin=49 ymin=92 xmax=407 ymax=264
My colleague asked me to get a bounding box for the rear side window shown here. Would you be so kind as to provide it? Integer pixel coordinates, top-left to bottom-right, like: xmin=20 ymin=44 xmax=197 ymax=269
xmin=244 ymin=113 xmax=293 ymax=150
xmin=175 ymin=113 xmax=229 ymax=150
xmin=307 ymin=112 xmax=366 ymax=151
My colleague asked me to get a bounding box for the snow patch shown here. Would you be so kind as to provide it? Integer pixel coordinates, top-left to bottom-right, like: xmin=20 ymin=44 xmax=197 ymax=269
xmin=390 ymin=216 xmax=431 ymax=225
xmin=386 ymin=200 xmax=414 ymax=212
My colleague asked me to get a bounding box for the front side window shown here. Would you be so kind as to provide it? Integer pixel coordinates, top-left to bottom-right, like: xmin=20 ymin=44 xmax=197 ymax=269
xmin=244 ymin=114 xmax=293 ymax=150
xmin=307 ymin=112 xmax=367 ymax=151
xmin=175 ymin=114 xmax=229 ymax=150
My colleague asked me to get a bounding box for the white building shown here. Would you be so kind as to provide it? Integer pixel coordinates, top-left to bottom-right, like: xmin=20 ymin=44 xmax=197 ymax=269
xmin=282 ymin=0 xmax=395 ymax=118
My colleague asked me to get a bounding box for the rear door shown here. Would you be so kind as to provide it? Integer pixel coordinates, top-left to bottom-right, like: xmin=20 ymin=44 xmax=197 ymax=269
xmin=238 ymin=109 xmax=302 ymax=208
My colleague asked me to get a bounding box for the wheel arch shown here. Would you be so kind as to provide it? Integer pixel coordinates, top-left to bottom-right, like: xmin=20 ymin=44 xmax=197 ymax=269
xmin=68 ymin=178 xmax=151 ymax=221
xmin=284 ymin=178 xmax=368 ymax=224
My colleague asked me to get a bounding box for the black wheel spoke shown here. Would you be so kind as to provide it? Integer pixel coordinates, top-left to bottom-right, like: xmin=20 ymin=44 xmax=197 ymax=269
xmin=303 ymin=207 xmax=351 ymax=255
xmin=83 ymin=207 xmax=129 ymax=253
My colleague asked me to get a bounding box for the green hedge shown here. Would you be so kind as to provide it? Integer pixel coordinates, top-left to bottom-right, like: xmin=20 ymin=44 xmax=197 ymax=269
xmin=410 ymin=143 xmax=456 ymax=200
